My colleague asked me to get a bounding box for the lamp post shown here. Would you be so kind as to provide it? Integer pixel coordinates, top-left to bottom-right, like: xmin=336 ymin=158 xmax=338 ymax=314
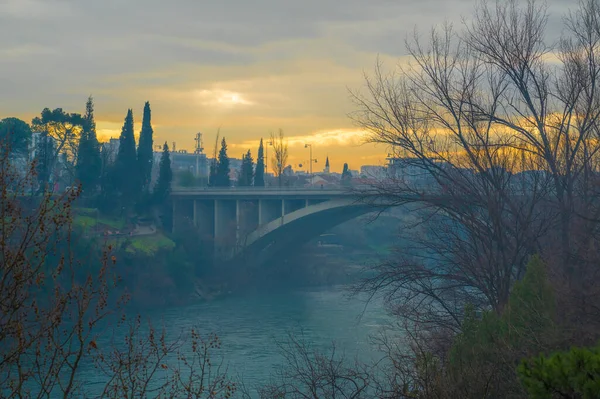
xmin=304 ymin=143 xmax=313 ymax=184
xmin=267 ymin=139 xmax=273 ymax=174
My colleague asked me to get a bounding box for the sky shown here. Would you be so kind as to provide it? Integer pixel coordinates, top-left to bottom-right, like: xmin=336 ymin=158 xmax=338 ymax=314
xmin=0 ymin=0 xmax=570 ymax=172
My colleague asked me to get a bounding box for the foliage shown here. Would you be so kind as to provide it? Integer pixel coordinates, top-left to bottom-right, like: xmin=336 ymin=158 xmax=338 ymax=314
xmin=115 ymin=109 xmax=138 ymax=204
xmin=76 ymin=96 xmax=102 ymax=193
xmin=518 ymin=344 xmax=600 ymax=398
xmin=0 ymin=134 xmax=237 ymax=398
xmin=254 ymin=138 xmax=265 ymax=187
xmin=137 ymin=101 xmax=154 ymax=193
xmin=154 ymin=142 xmax=172 ymax=203
xmin=399 ymin=255 xmax=557 ymax=398
xmin=0 ymin=117 xmax=31 ymax=155
xmin=238 ymin=149 xmax=254 ymax=186
xmin=123 ymin=233 xmax=176 ymax=256
xmin=34 ymin=129 xmax=56 ymax=188
xmin=176 ymin=169 xmax=197 ymax=187
xmin=341 ymin=163 xmax=352 ymax=186
xmin=31 ymin=107 xmax=84 ymax=180
xmin=214 ymin=137 xmax=231 ymax=187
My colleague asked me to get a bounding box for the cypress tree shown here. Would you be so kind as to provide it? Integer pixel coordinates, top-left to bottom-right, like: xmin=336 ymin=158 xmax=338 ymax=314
xmin=76 ymin=96 xmax=101 ymax=193
xmin=341 ymin=163 xmax=352 ymax=186
xmin=238 ymin=150 xmax=254 ymax=186
xmin=154 ymin=141 xmax=172 ymax=202
xmin=137 ymin=101 xmax=154 ymax=193
xmin=254 ymin=138 xmax=265 ymax=187
xmin=115 ymin=109 xmax=137 ymax=202
xmin=208 ymin=160 xmax=218 ymax=187
xmin=215 ymin=137 xmax=230 ymax=187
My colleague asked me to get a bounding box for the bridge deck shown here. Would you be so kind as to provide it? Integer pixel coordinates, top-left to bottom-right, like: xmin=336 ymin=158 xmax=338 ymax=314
xmin=171 ymin=187 xmax=357 ymax=199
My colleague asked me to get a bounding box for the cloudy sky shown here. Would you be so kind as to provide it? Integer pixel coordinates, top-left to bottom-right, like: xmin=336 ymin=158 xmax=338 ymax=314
xmin=0 ymin=0 xmax=570 ymax=172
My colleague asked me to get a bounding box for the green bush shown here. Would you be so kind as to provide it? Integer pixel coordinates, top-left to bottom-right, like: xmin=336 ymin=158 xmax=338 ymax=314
xmin=518 ymin=345 xmax=600 ymax=398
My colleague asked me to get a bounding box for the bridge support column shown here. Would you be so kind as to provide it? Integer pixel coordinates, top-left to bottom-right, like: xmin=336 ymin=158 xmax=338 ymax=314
xmin=193 ymin=200 xmax=214 ymax=239
xmin=237 ymin=200 xmax=259 ymax=245
xmin=214 ymin=199 xmax=237 ymax=254
xmin=259 ymin=199 xmax=281 ymax=225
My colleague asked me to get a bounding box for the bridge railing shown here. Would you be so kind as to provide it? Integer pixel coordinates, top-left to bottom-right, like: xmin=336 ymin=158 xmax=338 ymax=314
xmin=170 ymin=185 xmax=370 ymax=192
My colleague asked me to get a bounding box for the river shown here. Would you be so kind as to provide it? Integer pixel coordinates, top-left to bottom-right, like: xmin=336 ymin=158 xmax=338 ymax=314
xmin=80 ymin=284 xmax=391 ymax=396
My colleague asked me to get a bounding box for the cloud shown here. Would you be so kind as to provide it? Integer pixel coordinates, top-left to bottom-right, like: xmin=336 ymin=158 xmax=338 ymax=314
xmin=0 ymin=0 xmax=75 ymax=20
xmin=0 ymin=0 xmax=578 ymax=170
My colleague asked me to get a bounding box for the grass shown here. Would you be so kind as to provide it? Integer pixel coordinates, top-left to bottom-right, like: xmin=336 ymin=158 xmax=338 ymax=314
xmin=125 ymin=234 xmax=175 ymax=256
xmin=73 ymin=210 xmax=126 ymax=230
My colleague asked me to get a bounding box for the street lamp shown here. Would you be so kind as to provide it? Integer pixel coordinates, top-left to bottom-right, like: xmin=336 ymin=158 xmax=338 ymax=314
xmin=266 ymin=139 xmax=274 ymax=175
xmin=304 ymin=143 xmax=313 ymax=183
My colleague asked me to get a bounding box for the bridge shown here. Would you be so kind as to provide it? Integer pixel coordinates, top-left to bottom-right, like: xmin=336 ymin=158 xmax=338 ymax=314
xmin=170 ymin=187 xmax=375 ymax=264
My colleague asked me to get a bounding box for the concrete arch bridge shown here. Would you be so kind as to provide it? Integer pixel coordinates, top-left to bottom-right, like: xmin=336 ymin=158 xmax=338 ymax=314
xmin=171 ymin=187 xmax=375 ymax=265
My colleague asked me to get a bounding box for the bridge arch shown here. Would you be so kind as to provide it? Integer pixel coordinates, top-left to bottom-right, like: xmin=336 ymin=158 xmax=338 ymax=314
xmin=232 ymin=198 xmax=373 ymax=266
xmin=170 ymin=188 xmax=378 ymax=266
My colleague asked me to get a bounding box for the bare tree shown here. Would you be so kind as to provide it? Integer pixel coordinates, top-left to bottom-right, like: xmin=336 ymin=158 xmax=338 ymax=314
xmin=0 ymin=140 xmax=237 ymax=398
xmin=351 ymin=0 xmax=600 ymax=341
xmin=270 ymin=129 xmax=289 ymax=187
xmin=257 ymin=333 xmax=371 ymax=399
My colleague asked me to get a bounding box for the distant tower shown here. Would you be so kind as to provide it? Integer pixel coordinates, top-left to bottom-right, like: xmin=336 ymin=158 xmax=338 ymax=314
xmin=324 ymin=156 xmax=330 ymax=174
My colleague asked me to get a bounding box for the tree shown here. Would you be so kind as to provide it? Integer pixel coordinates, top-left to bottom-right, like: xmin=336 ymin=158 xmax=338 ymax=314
xmin=115 ymin=109 xmax=138 ymax=203
xmin=214 ymin=137 xmax=231 ymax=187
xmin=154 ymin=141 xmax=172 ymax=203
xmin=0 ymin=117 xmax=31 ymax=155
xmin=0 ymin=140 xmax=237 ymax=398
xmin=208 ymin=131 xmax=220 ymax=187
xmin=351 ymin=0 xmax=600 ymax=341
xmin=137 ymin=101 xmax=154 ymax=193
xmin=259 ymin=333 xmax=371 ymax=398
xmin=518 ymin=344 xmax=600 ymax=398
xmin=31 ymin=108 xmax=84 ymax=182
xmin=34 ymin=130 xmax=56 ymax=190
xmin=270 ymin=129 xmax=288 ymax=187
xmin=238 ymin=150 xmax=254 ymax=186
xmin=341 ymin=163 xmax=352 ymax=186
xmin=75 ymin=96 xmax=102 ymax=193
xmin=254 ymin=138 xmax=265 ymax=187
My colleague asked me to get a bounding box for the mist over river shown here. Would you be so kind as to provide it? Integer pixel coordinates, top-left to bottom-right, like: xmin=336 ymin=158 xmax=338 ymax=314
xmin=79 ymin=284 xmax=391 ymax=396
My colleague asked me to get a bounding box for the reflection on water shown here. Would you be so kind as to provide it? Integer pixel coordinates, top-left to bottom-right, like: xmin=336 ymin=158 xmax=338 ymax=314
xmin=80 ymin=285 xmax=391 ymax=394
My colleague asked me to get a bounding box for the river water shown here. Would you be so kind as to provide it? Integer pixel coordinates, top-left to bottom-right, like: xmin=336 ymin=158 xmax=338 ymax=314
xmin=80 ymin=285 xmax=391 ymax=396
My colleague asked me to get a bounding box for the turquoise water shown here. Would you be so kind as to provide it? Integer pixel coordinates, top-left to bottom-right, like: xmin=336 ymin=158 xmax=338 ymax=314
xmin=79 ymin=285 xmax=391 ymax=396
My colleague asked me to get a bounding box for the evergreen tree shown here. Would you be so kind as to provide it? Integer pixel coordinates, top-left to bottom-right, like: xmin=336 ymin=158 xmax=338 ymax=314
xmin=115 ymin=109 xmax=137 ymax=202
xmin=254 ymin=138 xmax=265 ymax=187
xmin=208 ymin=159 xmax=218 ymax=187
xmin=154 ymin=142 xmax=172 ymax=203
xmin=75 ymin=96 xmax=101 ymax=193
xmin=238 ymin=150 xmax=254 ymax=186
xmin=137 ymin=101 xmax=154 ymax=193
xmin=215 ymin=137 xmax=231 ymax=187
xmin=341 ymin=163 xmax=352 ymax=186
xmin=0 ymin=117 xmax=31 ymax=155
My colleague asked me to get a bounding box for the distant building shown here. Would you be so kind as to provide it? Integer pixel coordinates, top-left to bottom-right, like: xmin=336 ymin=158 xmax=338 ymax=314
xmin=166 ymin=150 xmax=209 ymax=178
xmin=323 ymin=156 xmax=330 ymax=174
xmin=360 ymin=165 xmax=387 ymax=180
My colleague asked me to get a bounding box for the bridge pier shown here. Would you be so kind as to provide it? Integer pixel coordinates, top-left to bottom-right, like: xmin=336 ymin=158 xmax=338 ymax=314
xmin=237 ymin=200 xmax=259 ymax=244
xmin=171 ymin=188 xmax=373 ymax=264
xmin=193 ymin=200 xmax=214 ymax=239
xmin=259 ymin=199 xmax=282 ymax=225
xmin=214 ymin=200 xmax=237 ymax=255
